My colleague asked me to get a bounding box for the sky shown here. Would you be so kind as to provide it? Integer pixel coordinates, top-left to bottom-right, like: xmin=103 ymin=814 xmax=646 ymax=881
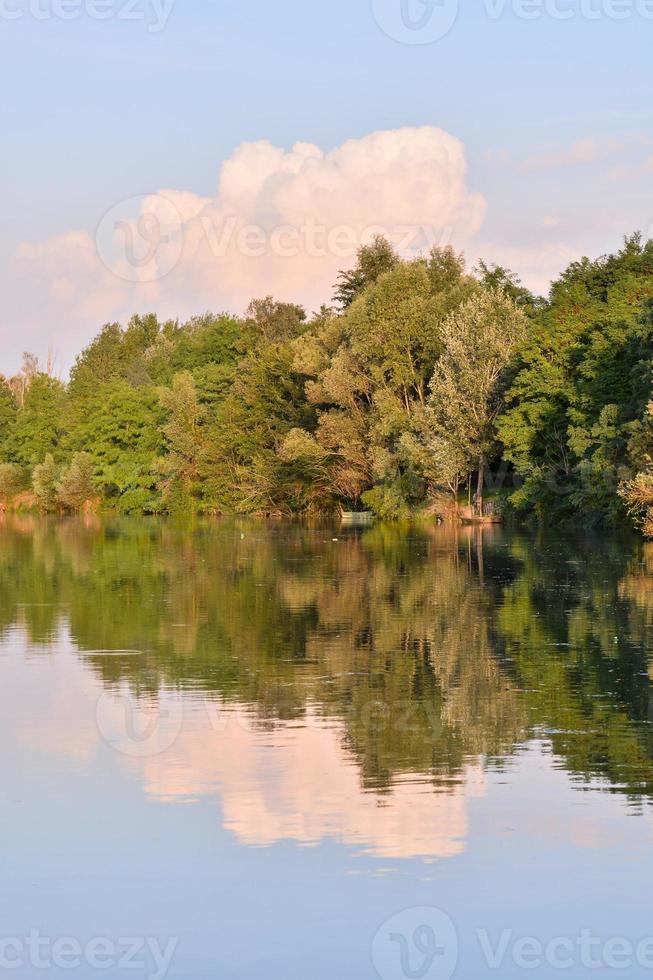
xmin=1 ymin=0 xmax=652 ymax=375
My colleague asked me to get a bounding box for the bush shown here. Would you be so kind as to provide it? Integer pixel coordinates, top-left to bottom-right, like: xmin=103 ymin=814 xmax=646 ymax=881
xmin=0 ymin=462 xmax=22 ymax=499
xmin=32 ymin=454 xmax=60 ymax=512
xmin=619 ymin=472 xmax=653 ymax=538
xmin=58 ymin=452 xmax=95 ymax=511
xmin=361 ymin=484 xmax=411 ymax=521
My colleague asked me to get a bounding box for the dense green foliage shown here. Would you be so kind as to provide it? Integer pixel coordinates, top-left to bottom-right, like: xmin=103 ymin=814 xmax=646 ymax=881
xmin=2 ymin=234 xmax=653 ymax=529
xmin=499 ymin=234 xmax=653 ymax=524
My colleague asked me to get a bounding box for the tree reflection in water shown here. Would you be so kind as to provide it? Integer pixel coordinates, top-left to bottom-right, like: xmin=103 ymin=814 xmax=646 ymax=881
xmin=1 ymin=515 xmax=653 ymax=811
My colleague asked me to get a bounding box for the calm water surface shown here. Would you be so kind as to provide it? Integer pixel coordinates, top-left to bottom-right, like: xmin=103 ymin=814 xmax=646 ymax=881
xmin=2 ymin=517 xmax=653 ymax=978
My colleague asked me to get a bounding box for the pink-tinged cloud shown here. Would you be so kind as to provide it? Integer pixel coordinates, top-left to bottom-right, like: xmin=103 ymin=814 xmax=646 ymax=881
xmin=8 ymin=126 xmax=486 ymax=372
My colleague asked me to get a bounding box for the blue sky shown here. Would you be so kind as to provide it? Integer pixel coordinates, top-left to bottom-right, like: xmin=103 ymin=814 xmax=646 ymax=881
xmin=1 ymin=0 xmax=652 ymax=373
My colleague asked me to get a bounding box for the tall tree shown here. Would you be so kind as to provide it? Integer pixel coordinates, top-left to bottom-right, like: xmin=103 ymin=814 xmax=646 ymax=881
xmin=498 ymin=235 xmax=653 ymax=519
xmin=7 ymin=373 xmax=66 ymax=468
xmin=202 ymin=341 xmax=314 ymax=514
xmin=291 ymin=248 xmax=477 ymax=515
xmin=157 ymin=372 xmax=206 ymax=511
xmin=67 ymin=378 xmax=163 ymax=512
xmin=243 ymin=298 xmax=306 ymax=345
xmin=0 ymin=378 xmax=16 ymax=460
xmin=429 ymin=290 xmax=527 ymax=515
xmin=333 ymin=235 xmax=399 ymax=309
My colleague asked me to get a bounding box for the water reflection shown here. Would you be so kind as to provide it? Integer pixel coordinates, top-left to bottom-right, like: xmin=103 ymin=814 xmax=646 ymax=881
xmin=2 ymin=516 xmax=653 ymax=862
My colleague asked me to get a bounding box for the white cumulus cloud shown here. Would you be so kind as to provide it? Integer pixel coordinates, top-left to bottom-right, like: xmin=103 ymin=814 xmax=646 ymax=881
xmin=6 ymin=126 xmax=485 ymax=373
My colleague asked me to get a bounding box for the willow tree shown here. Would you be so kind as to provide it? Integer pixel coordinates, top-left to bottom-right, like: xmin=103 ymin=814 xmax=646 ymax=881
xmin=428 ymin=290 xmax=527 ymax=515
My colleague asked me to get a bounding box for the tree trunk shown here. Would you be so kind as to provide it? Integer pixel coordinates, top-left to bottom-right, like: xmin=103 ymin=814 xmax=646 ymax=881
xmin=476 ymin=455 xmax=485 ymax=517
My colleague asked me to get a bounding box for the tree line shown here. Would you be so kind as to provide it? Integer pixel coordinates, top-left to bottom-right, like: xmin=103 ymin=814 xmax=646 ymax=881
xmin=1 ymin=233 xmax=653 ymax=529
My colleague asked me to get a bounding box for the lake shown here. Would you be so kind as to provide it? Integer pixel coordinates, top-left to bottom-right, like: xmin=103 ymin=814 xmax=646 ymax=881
xmin=2 ymin=516 xmax=653 ymax=978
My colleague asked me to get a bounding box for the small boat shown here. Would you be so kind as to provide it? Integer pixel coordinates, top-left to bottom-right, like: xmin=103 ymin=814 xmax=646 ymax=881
xmin=458 ymin=504 xmax=503 ymax=525
xmin=459 ymin=514 xmax=503 ymax=525
xmin=340 ymin=511 xmax=374 ymax=526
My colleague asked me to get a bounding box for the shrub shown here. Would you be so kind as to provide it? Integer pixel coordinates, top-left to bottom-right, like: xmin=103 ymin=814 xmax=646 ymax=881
xmin=32 ymin=454 xmax=60 ymax=512
xmin=0 ymin=462 xmax=22 ymax=500
xmin=57 ymin=453 xmax=95 ymax=511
